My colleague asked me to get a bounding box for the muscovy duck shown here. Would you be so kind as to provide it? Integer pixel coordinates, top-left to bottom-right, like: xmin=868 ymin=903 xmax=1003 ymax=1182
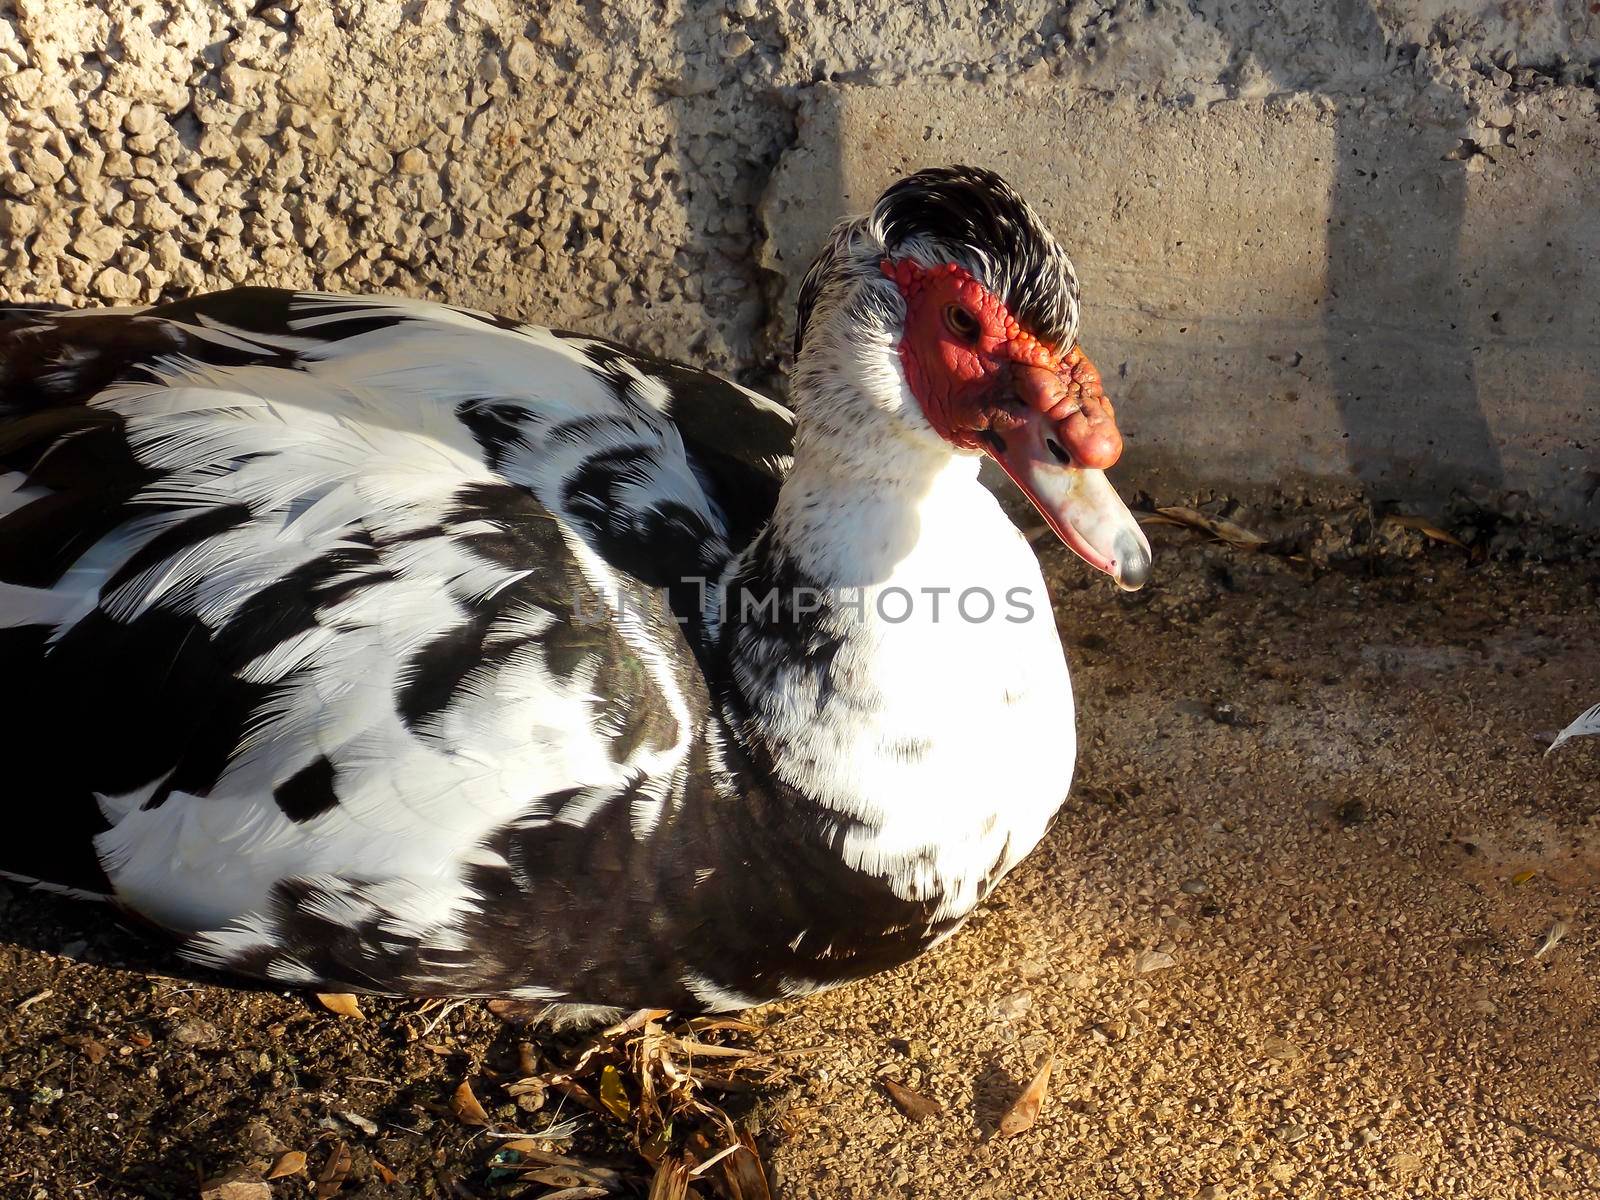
xmin=0 ymin=166 xmax=1150 ymax=1014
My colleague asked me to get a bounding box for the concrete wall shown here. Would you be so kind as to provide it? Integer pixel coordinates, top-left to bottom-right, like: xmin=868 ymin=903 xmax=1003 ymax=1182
xmin=3 ymin=1 xmax=1598 ymax=527
xmin=766 ymin=83 xmax=1600 ymax=527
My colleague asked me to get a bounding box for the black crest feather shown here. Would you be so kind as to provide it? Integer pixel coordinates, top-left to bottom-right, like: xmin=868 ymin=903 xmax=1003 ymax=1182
xmin=792 ymin=166 xmax=1082 ymax=359
xmin=873 ymin=165 xmax=1080 ymax=351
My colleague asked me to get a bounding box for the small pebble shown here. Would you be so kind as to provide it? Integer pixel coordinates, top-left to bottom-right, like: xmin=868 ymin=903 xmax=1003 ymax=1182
xmin=1134 ymin=948 xmax=1176 ymax=973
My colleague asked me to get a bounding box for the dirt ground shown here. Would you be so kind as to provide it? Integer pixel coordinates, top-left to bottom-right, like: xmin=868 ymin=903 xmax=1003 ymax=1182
xmin=1 ymin=501 xmax=1596 ymax=1200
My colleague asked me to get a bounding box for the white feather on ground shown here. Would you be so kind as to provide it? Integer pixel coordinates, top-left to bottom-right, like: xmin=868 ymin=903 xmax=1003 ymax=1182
xmin=1546 ymin=702 xmax=1600 ymax=755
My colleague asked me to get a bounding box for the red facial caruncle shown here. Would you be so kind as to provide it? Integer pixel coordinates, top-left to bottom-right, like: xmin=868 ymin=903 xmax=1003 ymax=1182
xmin=882 ymin=257 xmax=1150 ymax=591
xmin=880 ymin=259 xmax=1121 ymax=470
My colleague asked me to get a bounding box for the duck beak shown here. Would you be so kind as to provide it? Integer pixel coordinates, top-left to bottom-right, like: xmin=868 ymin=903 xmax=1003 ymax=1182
xmin=983 ymin=351 xmax=1151 ymax=591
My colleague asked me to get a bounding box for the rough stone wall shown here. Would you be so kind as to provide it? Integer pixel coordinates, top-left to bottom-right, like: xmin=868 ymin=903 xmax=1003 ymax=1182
xmin=0 ymin=0 xmax=794 ymax=371
xmin=2 ymin=1 xmax=1598 ymax=524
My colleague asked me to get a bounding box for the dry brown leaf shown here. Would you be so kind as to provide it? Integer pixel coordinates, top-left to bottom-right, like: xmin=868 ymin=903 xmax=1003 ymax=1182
xmin=996 ymin=1054 xmax=1055 ymax=1138
xmin=600 ymin=1007 xmax=674 ymax=1039
xmin=1140 ymin=506 xmax=1268 ymax=550
xmin=315 ymin=993 xmax=364 ymax=1019
xmin=499 ymin=1152 xmax=595 ymax=1171
xmin=536 ymin=1189 xmax=610 ymax=1200
xmin=687 ymin=1127 xmax=769 ymax=1200
xmin=515 ymin=1157 xmax=628 ymax=1188
xmin=696 ymin=1075 xmax=775 ymax=1095
xmin=524 ymin=1168 xmax=599 ymax=1188
xmin=883 ymin=1078 xmax=943 ymax=1122
xmin=682 ymin=1017 xmax=763 ymax=1036
xmin=1383 ymin=513 xmax=1466 ymax=548
xmin=688 ymin=1143 xmax=743 ymax=1177
xmin=665 ymin=1038 xmax=755 ymax=1059
xmin=314 ymin=1141 xmax=351 ymax=1200
xmin=450 ymin=1078 xmax=491 ymax=1127
xmin=508 ymin=1074 xmax=547 ymax=1112
xmin=62 ymin=1035 xmax=108 ymax=1065
xmin=721 ymin=1128 xmax=773 ymax=1200
xmin=497 ymin=1146 xmax=622 ymax=1182
xmin=372 ymin=1160 xmax=397 ymax=1186
xmin=266 ymin=1150 xmax=307 ymax=1180
xmin=485 ymin=998 xmax=546 ymax=1023
xmin=648 ymin=1154 xmax=693 ymax=1200
xmin=495 ymin=1139 xmax=549 ymax=1155
xmin=509 ymin=1005 xmax=798 ymax=1192
xmin=199 ymin=1166 xmax=272 ymax=1200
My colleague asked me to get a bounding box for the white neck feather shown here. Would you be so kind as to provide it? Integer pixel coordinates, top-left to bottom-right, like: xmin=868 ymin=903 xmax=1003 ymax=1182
xmin=725 ymin=359 xmax=1077 ymax=922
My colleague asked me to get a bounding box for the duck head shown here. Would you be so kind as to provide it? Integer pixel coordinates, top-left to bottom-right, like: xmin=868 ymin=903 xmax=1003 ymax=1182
xmin=791 ymin=165 xmax=1151 ymax=591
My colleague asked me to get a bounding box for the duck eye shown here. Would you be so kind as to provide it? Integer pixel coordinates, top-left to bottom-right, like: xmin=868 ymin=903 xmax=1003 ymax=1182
xmin=943 ymin=304 xmax=981 ymax=343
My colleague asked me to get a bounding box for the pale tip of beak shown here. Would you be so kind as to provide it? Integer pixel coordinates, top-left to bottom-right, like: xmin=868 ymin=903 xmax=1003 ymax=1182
xmin=1114 ymin=532 xmax=1152 ymax=591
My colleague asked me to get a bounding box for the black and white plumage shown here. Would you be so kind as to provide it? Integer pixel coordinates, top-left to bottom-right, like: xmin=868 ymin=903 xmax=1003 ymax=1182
xmin=0 ymin=166 xmax=1151 ymax=1013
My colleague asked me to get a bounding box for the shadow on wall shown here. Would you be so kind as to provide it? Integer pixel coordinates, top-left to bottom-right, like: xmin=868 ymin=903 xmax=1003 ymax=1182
xmin=649 ymin=2 xmax=792 ymax=379
xmin=1298 ymin=3 xmax=1506 ymax=506
xmin=759 ymin=10 xmax=1600 ymax=528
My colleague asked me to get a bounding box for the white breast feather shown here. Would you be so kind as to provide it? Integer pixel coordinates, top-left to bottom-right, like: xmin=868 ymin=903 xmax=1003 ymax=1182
xmin=746 ymin=462 xmax=1075 ymax=924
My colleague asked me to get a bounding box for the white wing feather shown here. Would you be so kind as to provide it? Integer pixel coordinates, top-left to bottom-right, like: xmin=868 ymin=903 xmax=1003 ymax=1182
xmin=1547 ymin=702 xmax=1600 ymax=755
